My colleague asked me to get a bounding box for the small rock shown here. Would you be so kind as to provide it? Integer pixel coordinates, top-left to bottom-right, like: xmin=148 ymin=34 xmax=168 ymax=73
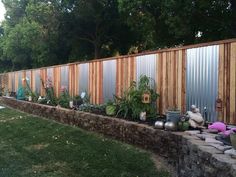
xmin=224 ymin=149 xmax=236 ymax=159
xmin=208 ymin=143 xmax=232 ymax=152
xmin=204 ymin=129 xmax=219 ymax=134
xmin=205 ymin=138 xmax=224 ymax=145
xmin=185 ymin=130 xmax=201 ymax=135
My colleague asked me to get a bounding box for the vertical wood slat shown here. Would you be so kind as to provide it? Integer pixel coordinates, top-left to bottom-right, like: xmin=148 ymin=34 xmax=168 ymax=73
xmin=40 ymin=69 xmax=47 ymax=96
xmin=156 ymin=49 xmax=186 ymax=114
xmin=69 ymin=64 xmax=77 ymax=97
xmin=218 ymin=42 xmax=236 ymax=124
xmin=89 ymin=61 xmax=103 ymax=104
xmin=230 ymin=43 xmax=236 ymax=124
xmin=22 ymin=71 xmax=26 ymax=87
xmin=75 ymin=64 xmax=79 ymax=96
xmin=53 ymin=67 xmax=61 ymax=97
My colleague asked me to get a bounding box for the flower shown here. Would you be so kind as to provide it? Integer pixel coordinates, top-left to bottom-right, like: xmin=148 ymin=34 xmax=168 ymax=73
xmin=61 ymin=86 xmax=67 ymax=92
xmin=22 ymin=77 xmax=29 ymax=81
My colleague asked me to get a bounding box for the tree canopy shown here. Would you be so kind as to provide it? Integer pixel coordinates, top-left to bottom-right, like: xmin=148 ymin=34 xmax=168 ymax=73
xmin=0 ymin=0 xmax=235 ymax=72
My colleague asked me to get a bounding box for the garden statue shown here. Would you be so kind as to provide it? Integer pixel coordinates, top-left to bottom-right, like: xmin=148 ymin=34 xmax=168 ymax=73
xmin=16 ymin=87 xmax=25 ymax=100
xmin=186 ymin=105 xmax=204 ymax=128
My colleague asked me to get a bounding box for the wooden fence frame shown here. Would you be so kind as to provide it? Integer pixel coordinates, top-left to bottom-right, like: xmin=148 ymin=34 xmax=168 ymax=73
xmin=0 ymin=38 xmax=236 ymax=124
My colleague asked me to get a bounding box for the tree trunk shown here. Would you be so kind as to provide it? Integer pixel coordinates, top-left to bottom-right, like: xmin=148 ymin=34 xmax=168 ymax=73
xmin=94 ymin=42 xmax=101 ymax=59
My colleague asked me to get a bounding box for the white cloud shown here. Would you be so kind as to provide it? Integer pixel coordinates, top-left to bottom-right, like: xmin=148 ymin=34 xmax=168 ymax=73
xmin=0 ymin=1 xmax=6 ymax=22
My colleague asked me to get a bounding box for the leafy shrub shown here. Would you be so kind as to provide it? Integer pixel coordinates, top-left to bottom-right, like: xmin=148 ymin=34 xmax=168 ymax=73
xmin=41 ymin=77 xmax=58 ymax=106
xmin=115 ymin=75 xmax=159 ymax=120
xmin=105 ymin=100 xmax=117 ymax=116
xmin=73 ymin=95 xmax=83 ymax=108
xmin=58 ymin=87 xmax=71 ymax=108
xmin=79 ymin=103 xmax=106 ymax=114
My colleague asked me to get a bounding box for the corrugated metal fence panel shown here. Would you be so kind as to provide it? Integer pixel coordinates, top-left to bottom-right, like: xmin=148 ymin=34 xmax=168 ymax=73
xmin=47 ymin=68 xmax=54 ymax=81
xmin=78 ymin=63 xmax=89 ymax=94
xmin=60 ymin=66 xmax=69 ymax=90
xmin=136 ymin=54 xmax=157 ymax=88
xmin=103 ymin=60 xmax=116 ymax=102
xmin=11 ymin=73 xmax=15 ymax=92
xmin=116 ymin=57 xmax=136 ymax=97
xmin=26 ymin=71 xmax=31 ymax=88
xmin=186 ymin=45 xmax=219 ymax=122
xmin=18 ymin=72 xmax=23 ymax=88
xmin=34 ymin=70 xmax=41 ymax=94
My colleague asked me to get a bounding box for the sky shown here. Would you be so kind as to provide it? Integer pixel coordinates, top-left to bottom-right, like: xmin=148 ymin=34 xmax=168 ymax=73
xmin=0 ymin=1 xmax=5 ymax=22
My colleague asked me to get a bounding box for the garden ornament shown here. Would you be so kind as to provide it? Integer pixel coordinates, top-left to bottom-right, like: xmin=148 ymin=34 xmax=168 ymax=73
xmin=154 ymin=121 xmax=164 ymax=129
xmin=164 ymin=121 xmax=177 ymax=131
xmin=142 ymin=91 xmax=151 ymax=104
xmin=186 ymin=105 xmax=204 ymax=128
xmin=208 ymin=122 xmax=226 ymax=132
xmin=140 ymin=112 xmax=146 ymax=121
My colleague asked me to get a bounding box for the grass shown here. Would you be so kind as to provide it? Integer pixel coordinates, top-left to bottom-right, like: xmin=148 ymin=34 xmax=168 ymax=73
xmin=0 ymin=107 xmax=169 ymax=177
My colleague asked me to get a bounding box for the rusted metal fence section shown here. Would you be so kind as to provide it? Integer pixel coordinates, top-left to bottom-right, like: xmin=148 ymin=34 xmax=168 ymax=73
xmin=0 ymin=39 xmax=236 ymax=124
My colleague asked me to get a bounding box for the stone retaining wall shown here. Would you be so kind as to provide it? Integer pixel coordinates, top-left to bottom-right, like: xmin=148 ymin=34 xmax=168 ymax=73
xmin=0 ymin=97 xmax=236 ymax=177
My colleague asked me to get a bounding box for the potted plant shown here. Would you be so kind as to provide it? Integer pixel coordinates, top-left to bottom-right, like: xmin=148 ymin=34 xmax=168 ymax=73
xmin=166 ymin=107 xmax=181 ymax=124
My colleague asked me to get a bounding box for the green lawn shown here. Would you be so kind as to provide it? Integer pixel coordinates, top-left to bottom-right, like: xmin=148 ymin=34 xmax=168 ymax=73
xmin=0 ymin=107 xmax=169 ymax=177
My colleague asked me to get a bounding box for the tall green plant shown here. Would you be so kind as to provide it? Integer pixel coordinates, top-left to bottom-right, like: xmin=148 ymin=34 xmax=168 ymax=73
xmin=58 ymin=87 xmax=71 ymax=108
xmin=116 ymin=75 xmax=159 ymax=120
xmin=41 ymin=77 xmax=58 ymax=106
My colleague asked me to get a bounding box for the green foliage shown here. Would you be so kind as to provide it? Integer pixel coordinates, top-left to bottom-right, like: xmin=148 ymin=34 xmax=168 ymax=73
xmin=79 ymin=103 xmax=106 ymax=114
xmin=105 ymin=100 xmax=117 ymax=116
xmin=118 ymin=0 xmax=236 ymax=49
xmin=58 ymin=88 xmax=71 ymax=108
xmin=24 ymin=78 xmax=39 ymax=102
xmin=73 ymin=95 xmax=83 ymax=107
xmin=41 ymin=77 xmax=58 ymax=106
xmin=0 ymin=0 xmax=235 ymax=72
xmin=116 ymin=75 xmax=159 ymax=120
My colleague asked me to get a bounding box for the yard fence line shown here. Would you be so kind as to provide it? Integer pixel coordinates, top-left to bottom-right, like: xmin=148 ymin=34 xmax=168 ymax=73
xmin=0 ymin=38 xmax=236 ymax=124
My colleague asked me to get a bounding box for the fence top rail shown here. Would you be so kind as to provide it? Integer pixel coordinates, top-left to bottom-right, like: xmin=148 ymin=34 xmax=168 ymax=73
xmin=1 ymin=38 xmax=236 ymax=76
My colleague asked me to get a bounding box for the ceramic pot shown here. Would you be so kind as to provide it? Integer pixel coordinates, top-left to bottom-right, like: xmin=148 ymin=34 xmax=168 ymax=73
xmin=165 ymin=121 xmax=177 ymax=131
xmin=154 ymin=121 xmax=164 ymax=129
xmin=230 ymin=134 xmax=236 ymax=149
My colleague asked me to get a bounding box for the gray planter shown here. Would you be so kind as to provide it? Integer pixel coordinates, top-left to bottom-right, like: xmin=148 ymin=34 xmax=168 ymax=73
xmin=166 ymin=110 xmax=181 ymax=124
